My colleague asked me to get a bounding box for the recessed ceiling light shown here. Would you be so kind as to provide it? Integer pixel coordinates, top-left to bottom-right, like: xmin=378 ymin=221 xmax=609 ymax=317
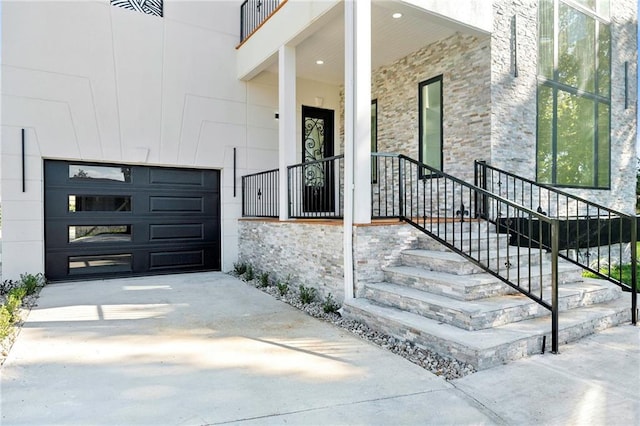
xmin=392 ymin=12 xmax=402 ymax=19
xmin=316 ymin=60 xmax=324 ymax=65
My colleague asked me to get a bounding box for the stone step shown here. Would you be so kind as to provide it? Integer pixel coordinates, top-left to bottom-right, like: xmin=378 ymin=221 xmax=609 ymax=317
xmin=342 ymin=295 xmax=632 ymax=370
xmin=383 ymin=262 xmax=584 ymax=300
xmin=401 ymin=248 xmax=545 ymax=275
xmin=363 ymin=280 xmax=623 ymax=330
xmin=417 ymin=232 xmax=509 ymax=252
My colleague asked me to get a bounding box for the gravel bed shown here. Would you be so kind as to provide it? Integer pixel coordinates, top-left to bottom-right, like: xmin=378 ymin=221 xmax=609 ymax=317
xmin=239 ymin=275 xmax=476 ymax=380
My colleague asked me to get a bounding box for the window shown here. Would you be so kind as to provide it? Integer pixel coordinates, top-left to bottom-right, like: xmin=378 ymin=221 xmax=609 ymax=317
xmin=68 ymin=254 xmax=133 ymax=275
xmin=537 ymin=0 xmax=610 ymax=188
xmin=68 ymin=225 xmax=132 ymax=243
xmin=371 ymin=99 xmax=378 ymax=182
xmin=419 ymin=75 xmax=443 ymax=172
xmin=69 ymin=165 xmax=132 ymax=182
xmin=69 ymin=195 xmax=131 ymax=212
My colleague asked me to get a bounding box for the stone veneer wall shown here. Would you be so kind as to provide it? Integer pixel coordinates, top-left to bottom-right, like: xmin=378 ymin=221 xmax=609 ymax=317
xmin=352 ymin=223 xmax=422 ymax=297
xmin=238 ymin=219 xmax=422 ymax=302
xmin=340 ymin=32 xmax=492 ymax=184
xmin=238 ymin=220 xmax=344 ymax=300
xmin=491 ymin=0 xmax=638 ymax=214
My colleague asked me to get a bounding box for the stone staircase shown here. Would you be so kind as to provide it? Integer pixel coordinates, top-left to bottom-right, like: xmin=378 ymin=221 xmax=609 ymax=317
xmin=343 ymin=220 xmax=631 ymax=370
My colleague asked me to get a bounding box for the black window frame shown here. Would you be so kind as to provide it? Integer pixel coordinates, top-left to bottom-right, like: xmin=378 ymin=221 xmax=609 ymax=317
xmin=418 ymin=75 xmax=444 ymax=178
xmin=535 ymin=0 xmax=611 ymax=189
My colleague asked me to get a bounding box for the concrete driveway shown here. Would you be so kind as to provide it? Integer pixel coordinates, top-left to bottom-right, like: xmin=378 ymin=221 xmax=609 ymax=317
xmin=1 ymin=272 xmax=638 ymax=425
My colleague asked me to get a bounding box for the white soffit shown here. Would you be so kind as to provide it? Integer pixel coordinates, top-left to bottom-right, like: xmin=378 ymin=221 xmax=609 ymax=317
xmin=262 ymin=0 xmax=486 ymax=85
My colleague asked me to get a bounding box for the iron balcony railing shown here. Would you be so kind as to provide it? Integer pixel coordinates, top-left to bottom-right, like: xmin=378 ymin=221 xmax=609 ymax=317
xmin=240 ymin=0 xmax=280 ymax=43
xmin=241 ymin=168 xmax=278 ymax=218
xmin=475 ymin=160 xmax=637 ymax=325
xmin=242 ymin=154 xmax=403 ymax=220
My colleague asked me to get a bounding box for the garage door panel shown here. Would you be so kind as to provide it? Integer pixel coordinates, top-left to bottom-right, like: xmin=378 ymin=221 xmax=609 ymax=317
xmin=149 ymin=250 xmax=205 ymax=270
xmin=149 ymin=196 xmax=204 ymax=212
xmin=149 ymin=168 xmax=204 ymax=186
xmin=149 ymin=223 xmax=204 ymax=241
xmin=45 ymin=160 xmax=221 ymax=281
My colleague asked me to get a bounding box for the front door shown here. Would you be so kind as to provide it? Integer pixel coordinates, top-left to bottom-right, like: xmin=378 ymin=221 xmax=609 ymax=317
xmin=302 ymin=106 xmax=335 ymax=213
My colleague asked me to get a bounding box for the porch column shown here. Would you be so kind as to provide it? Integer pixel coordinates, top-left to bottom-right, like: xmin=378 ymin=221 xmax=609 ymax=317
xmin=344 ymin=0 xmax=371 ymax=299
xmin=278 ymin=45 xmax=296 ymax=221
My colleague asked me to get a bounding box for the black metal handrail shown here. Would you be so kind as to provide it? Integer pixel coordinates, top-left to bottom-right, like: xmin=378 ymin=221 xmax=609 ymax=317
xmin=390 ymin=154 xmax=562 ymax=352
xmin=241 ymin=154 xmax=567 ymax=351
xmin=288 ymin=155 xmax=344 ymax=218
xmin=372 ymin=153 xmax=403 ymax=218
xmin=240 ymin=0 xmax=280 ymax=43
xmin=242 ymin=168 xmax=279 ymax=218
xmin=475 ymin=160 xmax=637 ymax=325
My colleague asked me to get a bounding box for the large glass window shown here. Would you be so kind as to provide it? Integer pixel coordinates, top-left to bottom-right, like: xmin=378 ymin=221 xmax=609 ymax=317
xmin=419 ymin=75 xmax=443 ymax=171
xmin=536 ymin=0 xmax=610 ymax=188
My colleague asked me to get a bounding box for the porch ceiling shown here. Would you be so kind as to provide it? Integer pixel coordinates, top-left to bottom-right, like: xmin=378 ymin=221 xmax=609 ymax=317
xmin=263 ymin=0 xmax=484 ymax=85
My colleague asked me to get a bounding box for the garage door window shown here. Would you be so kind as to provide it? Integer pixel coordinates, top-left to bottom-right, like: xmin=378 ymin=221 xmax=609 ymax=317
xmin=69 ymin=254 xmax=133 ymax=275
xmin=69 ymin=225 xmax=132 ymax=243
xmin=69 ymin=164 xmax=132 ymax=182
xmin=69 ymin=195 xmax=131 ymax=212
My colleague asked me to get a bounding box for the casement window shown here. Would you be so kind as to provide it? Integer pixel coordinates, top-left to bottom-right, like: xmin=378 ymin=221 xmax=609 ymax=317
xmin=419 ymin=75 xmax=443 ymax=172
xmin=537 ymin=0 xmax=611 ymax=188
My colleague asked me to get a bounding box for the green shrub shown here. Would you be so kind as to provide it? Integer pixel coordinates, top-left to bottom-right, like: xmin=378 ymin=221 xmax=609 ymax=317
xmin=276 ymin=282 xmax=289 ymax=296
xmin=259 ymin=272 xmax=270 ymax=288
xmin=0 ymin=272 xmax=46 ymax=341
xmin=0 ymin=306 xmax=12 ymax=340
xmin=298 ymin=285 xmax=317 ymax=304
xmin=245 ymin=265 xmax=254 ymax=281
xmin=322 ymin=293 xmax=341 ymax=314
xmin=20 ymin=273 xmax=46 ymax=296
xmin=233 ymin=262 xmax=247 ymax=276
xmin=5 ymin=288 xmax=26 ymax=321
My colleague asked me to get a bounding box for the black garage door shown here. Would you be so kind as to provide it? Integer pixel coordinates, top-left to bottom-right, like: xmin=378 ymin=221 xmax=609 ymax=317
xmin=44 ymin=160 xmax=221 ymax=281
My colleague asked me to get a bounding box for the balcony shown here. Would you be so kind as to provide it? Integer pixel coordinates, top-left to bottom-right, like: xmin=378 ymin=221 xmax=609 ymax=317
xmin=240 ymin=0 xmax=281 ymax=43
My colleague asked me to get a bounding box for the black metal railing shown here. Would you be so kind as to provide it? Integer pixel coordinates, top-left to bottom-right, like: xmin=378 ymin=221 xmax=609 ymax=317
xmin=393 ymin=154 xmax=562 ymax=352
xmin=241 ymin=168 xmax=279 ymax=218
xmin=240 ymin=0 xmax=280 ymax=43
xmin=372 ymin=153 xmax=403 ymax=218
xmin=475 ymin=160 xmax=637 ymax=325
xmin=288 ymin=155 xmax=344 ymax=218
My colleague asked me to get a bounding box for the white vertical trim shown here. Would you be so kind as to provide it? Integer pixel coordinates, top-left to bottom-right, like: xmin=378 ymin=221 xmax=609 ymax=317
xmin=353 ymin=0 xmax=371 ymax=224
xmin=344 ymin=0 xmax=371 ymax=299
xmin=344 ymin=0 xmax=355 ymax=300
xmin=278 ymin=45 xmax=296 ymax=221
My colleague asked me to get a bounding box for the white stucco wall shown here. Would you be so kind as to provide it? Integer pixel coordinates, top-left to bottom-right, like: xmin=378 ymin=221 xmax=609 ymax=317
xmin=0 ymin=1 xmax=340 ymax=280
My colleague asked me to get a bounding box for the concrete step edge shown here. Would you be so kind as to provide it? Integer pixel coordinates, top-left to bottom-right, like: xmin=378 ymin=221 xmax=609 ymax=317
xmin=342 ymin=297 xmax=631 ymax=370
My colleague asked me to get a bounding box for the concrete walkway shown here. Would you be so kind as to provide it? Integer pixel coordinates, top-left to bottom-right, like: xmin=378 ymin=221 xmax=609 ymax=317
xmin=1 ymin=272 xmax=638 ymax=425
